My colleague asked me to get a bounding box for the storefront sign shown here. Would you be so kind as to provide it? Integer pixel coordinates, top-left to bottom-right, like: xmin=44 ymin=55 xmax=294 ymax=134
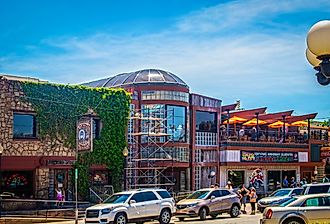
xmin=46 ymin=159 xmax=75 ymax=166
xmin=241 ymin=151 xmax=298 ymax=163
xmin=321 ymin=151 xmax=330 ymax=158
xmin=77 ymin=117 xmax=93 ymax=152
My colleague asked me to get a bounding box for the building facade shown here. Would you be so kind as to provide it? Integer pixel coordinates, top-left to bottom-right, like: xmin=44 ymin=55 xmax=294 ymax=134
xmin=1 ymin=69 xmax=329 ymax=200
xmin=0 ymin=75 xmax=75 ymax=199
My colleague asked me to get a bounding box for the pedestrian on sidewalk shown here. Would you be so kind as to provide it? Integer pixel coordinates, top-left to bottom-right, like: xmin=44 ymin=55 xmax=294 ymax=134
xmin=249 ymin=187 xmax=257 ymax=215
xmin=56 ymin=188 xmax=63 ymax=207
xmin=239 ymin=184 xmax=250 ymax=214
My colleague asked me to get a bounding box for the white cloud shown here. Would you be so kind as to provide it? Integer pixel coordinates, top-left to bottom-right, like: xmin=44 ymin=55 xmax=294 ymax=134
xmin=1 ymin=0 xmax=330 ymax=117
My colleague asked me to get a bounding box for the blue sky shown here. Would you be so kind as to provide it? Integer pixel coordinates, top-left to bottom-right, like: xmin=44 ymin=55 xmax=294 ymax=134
xmin=1 ymin=0 xmax=330 ymax=119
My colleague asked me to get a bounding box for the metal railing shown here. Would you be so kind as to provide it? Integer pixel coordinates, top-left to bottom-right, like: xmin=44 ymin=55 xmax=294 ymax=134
xmin=220 ymin=127 xmax=328 ymax=144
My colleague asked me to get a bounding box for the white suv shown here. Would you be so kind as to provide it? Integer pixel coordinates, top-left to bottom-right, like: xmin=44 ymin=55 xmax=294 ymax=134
xmin=85 ymin=189 xmax=176 ymax=224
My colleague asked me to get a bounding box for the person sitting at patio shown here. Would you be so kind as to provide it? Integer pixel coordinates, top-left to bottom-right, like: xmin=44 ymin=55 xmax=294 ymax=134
xmin=239 ymin=126 xmax=245 ymax=140
xmin=249 ymin=126 xmax=257 ymax=141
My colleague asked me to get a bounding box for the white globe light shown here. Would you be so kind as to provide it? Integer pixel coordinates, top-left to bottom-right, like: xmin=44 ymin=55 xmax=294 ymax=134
xmin=307 ymin=20 xmax=330 ymax=57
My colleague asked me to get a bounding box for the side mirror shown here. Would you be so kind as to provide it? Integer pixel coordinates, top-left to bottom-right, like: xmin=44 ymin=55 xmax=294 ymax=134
xmin=211 ymin=196 xmax=216 ymax=200
xmin=129 ymin=200 xmax=136 ymax=204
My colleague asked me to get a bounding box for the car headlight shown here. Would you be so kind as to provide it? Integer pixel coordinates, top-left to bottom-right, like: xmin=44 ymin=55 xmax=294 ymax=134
xmin=101 ymin=208 xmax=111 ymax=215
xmin=186 ymin=203 xmax=198 ymax=208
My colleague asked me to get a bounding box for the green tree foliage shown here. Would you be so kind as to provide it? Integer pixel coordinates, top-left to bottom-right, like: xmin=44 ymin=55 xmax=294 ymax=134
xmin=20 ymin=82 xmax=131 ymax=198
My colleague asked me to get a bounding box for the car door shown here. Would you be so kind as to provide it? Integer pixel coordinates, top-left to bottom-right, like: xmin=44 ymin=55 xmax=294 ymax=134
xmin=207 ymin=190 xmax=222 ymax=213
xmin=299 ymin=196 xmax=330 ymax=223
xmin=141 ymin=191 xmax=161 ymax=217
xmin=127 ymin=192 xmax=146 ymax=219
xmin=219 ymin=190 xmax=234 ymax=211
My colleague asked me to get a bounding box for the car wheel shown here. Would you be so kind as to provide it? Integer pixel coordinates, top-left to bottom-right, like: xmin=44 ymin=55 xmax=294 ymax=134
xmin=178 ymin=217 xmax=185 ymax=222
xmin=114 ymin=213 xmax=127 ymax=224
xmin=284 ymin=218 xmax=304 ymax=224
xmin=159 ymin=208 xmax=171 ymax=224
xmin=210 ymin=214 xmax=218 ymax=219
xmin=230 ymin=204 xmax=240 ymax=218
xmin=199 ymin=207 xmax=208 ymax=220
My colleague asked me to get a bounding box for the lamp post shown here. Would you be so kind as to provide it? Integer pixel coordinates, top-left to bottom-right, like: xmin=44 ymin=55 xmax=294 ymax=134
xmin=306 ymin=20 xmax=330 ymax=85
xmin=0 ymin=144 xmax=3 ymax=218
xmin=208 ymin=171 xmax=216 ymax=186
xmin=122 ymin=147 xmax=129 ymax=191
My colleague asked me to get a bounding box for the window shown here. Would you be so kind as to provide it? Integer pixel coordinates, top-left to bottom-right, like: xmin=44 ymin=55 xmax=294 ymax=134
xmin=220 ymin=190 xmax=231 ymax=196
xmin=196 ymin=111 xmax=217 ymax=133
xmin=156 ymin=190 xmax=172 ymax=199
xmin=292 ymin=189 xmax=303 ymax=196
xmin=209 ymin=190 xmax=221 ymax=198
xmin=167 ymin=105 xmax=186 ymax=142
xmin=92 ymin=118 xmax=101 ymax=139
xmin=304 ymin=197 xmax=321 ymax=207
xmin=131 ymin=192 xmax=145 ymax=203
xmin=143 ymin=191 xmax=158 ymax=201
xmin=141 ymin=90 xmax=189 ymax=102
xmin=13 ymin=113 xmax=36 ymax=138
xmin=308 ymin=185 xmax=330 ymax=194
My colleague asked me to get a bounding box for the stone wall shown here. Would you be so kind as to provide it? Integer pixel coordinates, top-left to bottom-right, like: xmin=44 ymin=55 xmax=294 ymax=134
xmin=0 ymin=78 xmax=75 ymax=157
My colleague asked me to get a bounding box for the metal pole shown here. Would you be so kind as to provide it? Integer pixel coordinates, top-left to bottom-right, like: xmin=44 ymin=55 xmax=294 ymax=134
xmin=75 ymin=147 xmax=78 ymax=224
xmin=124 ymin=157 xmax=127 ymax=191
xmin=226 ymin=109 xmax=230 ymax=138
xmin=282 ymin=115 xmax=286 ymax=143
xmin=256 ymin=112 xmax=259 ymax=142
xmin=0 ymin=152 xmax=2 ymax=219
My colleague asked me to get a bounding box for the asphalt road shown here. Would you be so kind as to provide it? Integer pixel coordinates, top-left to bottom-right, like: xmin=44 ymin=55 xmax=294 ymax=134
xmin=145 ymin=213 xmax=262 ymax=224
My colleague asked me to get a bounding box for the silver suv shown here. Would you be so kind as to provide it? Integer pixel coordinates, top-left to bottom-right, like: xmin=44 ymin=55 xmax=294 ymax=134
xmin=85 ymin=189 xmax=176 ymax=224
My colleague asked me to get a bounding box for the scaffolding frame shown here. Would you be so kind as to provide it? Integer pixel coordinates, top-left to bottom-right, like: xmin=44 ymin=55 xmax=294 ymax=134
xmin=126 ymin=105 xmax=177 ymax=191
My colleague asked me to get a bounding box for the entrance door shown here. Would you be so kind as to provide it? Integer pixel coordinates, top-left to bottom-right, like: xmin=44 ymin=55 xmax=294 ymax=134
xmin=282 ymin=170 xmax=296 ymax=187
xmin=302 ymin=171 xmax=312 ymax=184
xmin=54 ymin=169 xmax=68 ymax=199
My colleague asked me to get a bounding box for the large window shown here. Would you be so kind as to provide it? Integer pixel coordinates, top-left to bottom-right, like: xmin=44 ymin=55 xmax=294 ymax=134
xmin=141 ymin=90 xmax=189 ymax=102
xmin=167 ymin=105 xmax=186 ymax=142
xmin=196 ymin=111 xmax=217 ymax=133
xmin=13 ymin=113 xmax=36 ymax=138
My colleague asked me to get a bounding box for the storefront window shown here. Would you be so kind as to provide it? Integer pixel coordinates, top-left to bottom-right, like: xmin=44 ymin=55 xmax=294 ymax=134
xmin=141 ymin=90 xmax=189 ymax=102
xmin=196 ymin=111 xmax=217 ymax=133
xmin=90 ymin=171 xmax=109 ymax=186
xmin=2 ymin=171 xmax=33 ymax=198
xmin=267 ymin=170 xmax=296 ymax=192
xmin=13 ymin=113 xmax=36 ymax=138
xmin=167 ymin=105 xmax=186 ymax=142
xmin=228 ymin=170 xmax=244 ymax=188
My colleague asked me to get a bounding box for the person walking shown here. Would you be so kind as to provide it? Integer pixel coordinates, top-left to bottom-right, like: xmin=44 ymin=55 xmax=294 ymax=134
xmin=225 ymin=181 xmax=233 ymax=190
xmin=55 ymin=188 xmax=63 ymax=207
xmin=283 ymin=176 xmax=289 ymax=188
xmin=240 ymin=184 xmax=250 ymax=214
xmin=249 ymin=187 xmax=257 ymax=215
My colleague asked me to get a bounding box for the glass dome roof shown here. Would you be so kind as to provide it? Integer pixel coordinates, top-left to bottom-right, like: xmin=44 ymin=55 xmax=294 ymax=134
xmin=84 ymin=69 xmax=188 ymax=88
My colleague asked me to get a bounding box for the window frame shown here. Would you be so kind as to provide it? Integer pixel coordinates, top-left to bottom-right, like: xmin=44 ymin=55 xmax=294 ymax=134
xmin=13 ymin=112 xmax=37 ymax=139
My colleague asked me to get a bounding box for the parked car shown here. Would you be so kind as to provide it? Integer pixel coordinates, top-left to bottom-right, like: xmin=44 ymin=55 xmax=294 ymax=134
xmin=302 ymin=182 xmax=330 ymax=195
xmin=175 ymin=188 xmax=241 ymax=221
xmin=260 ymin=193 xmax=330 ymax=224
xmin=85 ymin=189 xmax=175 ymax=224
xmin=258 ymin=188 xmax=303 ymax=212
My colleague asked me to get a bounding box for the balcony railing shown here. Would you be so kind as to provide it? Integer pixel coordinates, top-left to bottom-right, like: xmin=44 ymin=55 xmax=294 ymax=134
xmin=220 ymin=127 xmax=328 ymax=145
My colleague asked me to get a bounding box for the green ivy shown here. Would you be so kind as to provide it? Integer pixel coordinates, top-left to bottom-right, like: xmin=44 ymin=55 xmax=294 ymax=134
xmin=19 ymin=81 xmax=131 ymax=198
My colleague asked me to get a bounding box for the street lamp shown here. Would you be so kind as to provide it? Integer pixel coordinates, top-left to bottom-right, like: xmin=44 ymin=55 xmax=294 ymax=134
xmin=306 ymin=20 xmax=330 ymax=85
xmin=122 ymin=147 xmax=129 ymax=191
xmin=0 ymin=144 xmax=3 ymax=218
xmin=208 ymin=170 xmax=216 ymax=186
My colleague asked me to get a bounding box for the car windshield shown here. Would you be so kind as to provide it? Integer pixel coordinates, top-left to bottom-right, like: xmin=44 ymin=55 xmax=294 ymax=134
xmin=187 ymin=190 xmax=210 ymax=199
xmin=280 ymin=197 xmax=298 ymax=207
xmin=270 ymin=189 xmax=291 ymax=197
xmin=104 ymin=194 xmax=130 ymax=204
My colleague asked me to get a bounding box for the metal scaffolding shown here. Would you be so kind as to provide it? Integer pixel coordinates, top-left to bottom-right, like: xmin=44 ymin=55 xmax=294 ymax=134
xmin=125 ymin=105 xmax=176 ymax=190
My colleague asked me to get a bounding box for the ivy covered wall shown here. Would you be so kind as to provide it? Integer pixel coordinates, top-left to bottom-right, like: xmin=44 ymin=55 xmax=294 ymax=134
xmin=20 ymin=82 xmax=131 ymax=198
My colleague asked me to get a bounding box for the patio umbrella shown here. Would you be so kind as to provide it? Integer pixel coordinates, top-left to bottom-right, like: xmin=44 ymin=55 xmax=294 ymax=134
xmin=223 ymin=116 xmax=248 ymax=134
xmin=268 ymin=121 xmax=290 ymax=129
xmin=243 ymin=118 xmax=267 ymax=126
xmin=291 ymin=120 xmax=308 ymax=127
xmin=223 ymin=116 xmax=248 ymax=124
